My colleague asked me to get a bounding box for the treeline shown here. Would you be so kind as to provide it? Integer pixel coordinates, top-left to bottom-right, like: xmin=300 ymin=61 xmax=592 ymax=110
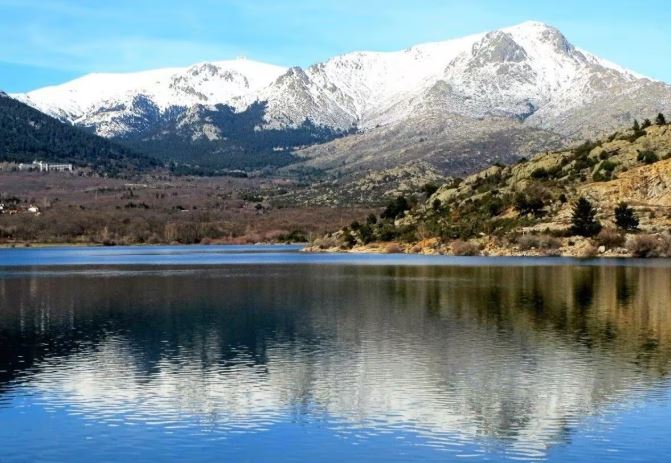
xmin=123 ymin=101 xmax=350 ymax=171
xmin=0 ymin=94 xmax=159 ymax=175
xmin=0 ymin=209 xmax=305 ymax=246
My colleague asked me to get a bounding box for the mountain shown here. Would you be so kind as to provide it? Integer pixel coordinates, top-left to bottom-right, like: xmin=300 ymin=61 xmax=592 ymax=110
xmin=14 ymin=60 xmax=286 ymax=136
xmin=0 ymin=92 xmax=158 ymax=174
xmin=12 ymin=22 xmax=671 ymax=177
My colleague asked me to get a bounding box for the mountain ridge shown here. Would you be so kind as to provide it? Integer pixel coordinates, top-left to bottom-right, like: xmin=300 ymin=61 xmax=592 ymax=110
xmin=10 ymin=21 xmax=671 ymax=177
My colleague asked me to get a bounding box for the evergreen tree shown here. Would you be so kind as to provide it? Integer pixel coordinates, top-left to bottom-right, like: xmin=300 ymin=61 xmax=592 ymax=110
xmin=514 ymin=192 xmax=545 ymax=217
xmin=614 ymin=202 xmax=639 ymax=231
xmin=421 ymin=183 xmax=439 ymax=198
xmin=571 ymin=197 xmax=602 ymax=237
xmin=632 ymin=119 xmax=641 ymax=132
xmin=656 ymin=113 xmax=667 ymax=126
xmin=641 ymin=118 xmax=652 ymax=129
xmin=381 ymin=196 xmax=411 ymax=220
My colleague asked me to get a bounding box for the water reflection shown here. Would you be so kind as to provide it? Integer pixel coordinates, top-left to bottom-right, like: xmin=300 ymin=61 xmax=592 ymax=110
xmin=0 ymin=264 xmax=670 ymax=461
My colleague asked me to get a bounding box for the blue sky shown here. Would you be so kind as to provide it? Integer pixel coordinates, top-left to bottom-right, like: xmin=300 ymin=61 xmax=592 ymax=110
xmin=1 ymin=0 xmax=670 ymax=93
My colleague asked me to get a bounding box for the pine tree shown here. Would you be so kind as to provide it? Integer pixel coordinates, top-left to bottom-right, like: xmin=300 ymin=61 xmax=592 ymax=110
xmin=642 ymin=119 xmax=652 ymax=129
xmin=614 ymin=202 xmax=639 ymax=231
xmin=632 ymin=119 xmax=641 ymax=132
xmin=571 ymin=197 xmax=602 ymax=237
xmin=656 ymin=113 xmax=667 ymax=126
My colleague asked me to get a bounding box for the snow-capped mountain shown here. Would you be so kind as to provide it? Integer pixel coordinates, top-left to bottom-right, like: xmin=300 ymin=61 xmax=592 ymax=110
xmin=14 ymin=59 xmax=286 ymax=137
xmin=12 ymin=21 xmax=671 ymax=175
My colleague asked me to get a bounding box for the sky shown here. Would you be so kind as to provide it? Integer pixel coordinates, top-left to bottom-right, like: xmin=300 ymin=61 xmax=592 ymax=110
xmin=1 ymin=0 xmax=670 ymax=93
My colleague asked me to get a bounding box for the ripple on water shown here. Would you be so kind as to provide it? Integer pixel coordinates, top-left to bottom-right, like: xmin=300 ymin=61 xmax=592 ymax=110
xmin=1 ymin=260 xmax=671 ymax=462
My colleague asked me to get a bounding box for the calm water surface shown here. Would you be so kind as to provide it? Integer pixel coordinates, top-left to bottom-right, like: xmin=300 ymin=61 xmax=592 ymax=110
xmin=0 ymin=246 xmax=670 ymax=462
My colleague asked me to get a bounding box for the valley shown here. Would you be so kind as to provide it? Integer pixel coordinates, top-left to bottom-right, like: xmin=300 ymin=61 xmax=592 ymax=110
xmin=0 ymin=172 xmax=372 ymax=246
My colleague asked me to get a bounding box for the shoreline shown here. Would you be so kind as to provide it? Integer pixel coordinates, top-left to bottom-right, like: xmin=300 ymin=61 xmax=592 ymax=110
xmin=0 ymin=238 xmax=667 ymax=260
xmin=302 ymin=236 xmax=641 ymax=258
xmin=0 ymin=241 xmax=307 ymax=249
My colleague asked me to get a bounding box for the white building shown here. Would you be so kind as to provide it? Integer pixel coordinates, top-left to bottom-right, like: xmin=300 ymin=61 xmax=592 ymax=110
xmin=18 ymin=160 xmax=73 ymax=172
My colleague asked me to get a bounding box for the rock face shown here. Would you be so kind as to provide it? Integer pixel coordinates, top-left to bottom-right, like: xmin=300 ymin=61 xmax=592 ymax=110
xmin=11 ymin=21 xmax=671 ymax=176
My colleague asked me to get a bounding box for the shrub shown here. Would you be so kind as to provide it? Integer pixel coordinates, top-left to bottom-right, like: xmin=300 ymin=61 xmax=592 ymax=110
xmin=531 ymin=167 xmax=550 ymax=179
xmin=637 ymin=150 xmax=659 ymax=165
xmin=596 ymin=228 xmax=626 ymax=249
xmin=658 ymin=233 xmax=671 ymax=257
xmin=451 ymin=240 xmax=481 ymax=256
xmin=580 ymin=243 xmax=599 ymax=258
xmin=656 ymin=113 xmax=667 ymax=126
xmin=421 ymin=183 xmax=439 ymax=197
xmin=341 ymin=229 xmax=357 ymax=248
xmin=517 ymin=234 xmax=561 ymax=251
xmin=314 ymin=236 xmax=337 ymax=250
xmin=384 ymin=243 xmax=404 ymax=254
xmin=356 ymin=224 xmax=375 ymax=244
xmin=627 ymin=235 xmax=660 ymax=258
xmin=515 ymin=192 xmax=545 ymax=217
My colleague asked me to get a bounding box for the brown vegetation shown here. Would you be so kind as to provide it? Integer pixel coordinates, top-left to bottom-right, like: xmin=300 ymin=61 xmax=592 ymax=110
xmin=0 ymin=172 xmax=374 ymax=246
xmin=627 ymin=234 xmax=671 ymax=258
xmin=595 ymin=228 xmax=626 ymax=249
xmin=451 ymin=240 xmax=481 ymax=256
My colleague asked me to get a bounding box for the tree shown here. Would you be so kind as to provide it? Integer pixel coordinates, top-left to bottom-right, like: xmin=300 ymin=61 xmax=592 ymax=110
xmin=641 ymin=118 xmax=652 ymax=129
xmin=571 ymin=197 xmax=602 ymax=237
xmin=515 ymin=192 xmax=545 ymax=217
xmin=421 ymin=183 xmax=439 ymax=198
xmin=632 ymin=119 xmax=641 ymax=132
xmin=614 ymin=202 xmax=639 ymax=231
xmin=656 ymin=113 xmax=667 ymax=126
xmin=341 ymin=228 xmax=357 ymax=248
xmin=381 ymin=196 xmax=410 ymax=220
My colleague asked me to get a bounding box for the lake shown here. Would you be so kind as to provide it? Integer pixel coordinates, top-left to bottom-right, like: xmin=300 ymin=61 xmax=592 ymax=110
xmin=1 ymin=246 xmax=670 ymax=462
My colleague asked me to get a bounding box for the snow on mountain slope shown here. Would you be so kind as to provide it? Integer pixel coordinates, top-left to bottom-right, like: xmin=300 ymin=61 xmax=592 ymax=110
xmin=255 ymin=32 xmax=484 ymax=130
xmin=12 ymin=21 xmax=671 ymax=143
xmin=13 ymin=59 xmax=286 ymax=136
xmin=262 ymin=21 xmax=652 ymax=132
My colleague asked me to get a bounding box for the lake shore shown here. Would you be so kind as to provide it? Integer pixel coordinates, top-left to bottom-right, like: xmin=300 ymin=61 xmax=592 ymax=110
xmin=1 ymin=235 xmax=666 ymax=259
xmin=302 ymin=236 xmax=646 ymax=258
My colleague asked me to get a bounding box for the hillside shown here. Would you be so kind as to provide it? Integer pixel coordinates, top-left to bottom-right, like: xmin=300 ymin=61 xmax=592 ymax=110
xmin=0 ymin=93 xmax=158 ymax=174
xmin=309 ymin=117 xmax=671 ymax=257
xmin=12 ymin=22 xmax=671 ymax=177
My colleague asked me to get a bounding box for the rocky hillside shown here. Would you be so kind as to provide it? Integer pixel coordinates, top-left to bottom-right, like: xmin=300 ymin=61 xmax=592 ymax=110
xmin=427 ymin=119 xmax=671 ymax=229
xmin=309 ymin=117 xmax=671 ymax=257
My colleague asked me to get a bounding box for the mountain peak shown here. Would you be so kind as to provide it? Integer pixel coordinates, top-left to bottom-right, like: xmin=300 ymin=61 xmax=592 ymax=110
xmin=11 ymin=23 xmax=668 ymax=143
xmin=469 ymin=31 xmax=529 ymax=65
xmin=503 ymin=21 xmax=575 ymax=55
xmin=505 ymin=20 xmax=558 ymax=32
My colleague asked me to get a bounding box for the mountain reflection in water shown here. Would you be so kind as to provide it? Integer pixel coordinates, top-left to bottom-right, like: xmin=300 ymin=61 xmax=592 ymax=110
xmin=0 ymin=263 xmax=670 ymax=462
